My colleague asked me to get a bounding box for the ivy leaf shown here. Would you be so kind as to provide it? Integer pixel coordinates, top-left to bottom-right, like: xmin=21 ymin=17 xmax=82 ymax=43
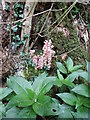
xmin=11 ymin=27 xmax=18 ymax=32
xmin=56 ymin=62 xmax=67 ymax=74
xmin=72 ymin=84 xmax=89 ymax=97
xmin=57 ymin=93 xmax=77 ymax=106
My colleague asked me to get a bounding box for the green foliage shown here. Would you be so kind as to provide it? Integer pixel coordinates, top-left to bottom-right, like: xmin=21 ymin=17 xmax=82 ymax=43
xmin=1 ymin=73 xmax=58 ymax=118
xmin=1 ymin=57 xmax=89 ymax=119
xmin=55 ymin=57 xmax=90 ymax=119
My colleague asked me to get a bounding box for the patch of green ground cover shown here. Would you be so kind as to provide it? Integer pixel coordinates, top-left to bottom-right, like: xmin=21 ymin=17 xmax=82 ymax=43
xmin=51 ymin=18 xmax=88 ymax=67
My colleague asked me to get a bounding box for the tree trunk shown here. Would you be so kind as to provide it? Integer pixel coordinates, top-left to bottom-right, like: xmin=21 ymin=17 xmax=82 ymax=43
xmin=21 ymin=0 xmax=38 ymax=54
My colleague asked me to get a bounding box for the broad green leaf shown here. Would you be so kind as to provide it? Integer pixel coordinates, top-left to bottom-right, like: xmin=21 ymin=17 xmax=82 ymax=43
xmin=33 ymin=73 xmax=56 ymax=95
xmin=57 ymin=93 xmax=77 ymax=106
xmin=33 ymin=95 xmax=52 ymax=116
xmin=79 ymin=71 xmax=88 ymax=81
xmin=7 ymin=76 xmax=33 ymax=94
xmin=66 ymin=70 xmax=87 ymax=82
xmin=70 ymin=65 xmax=82 ymax=72
xmin=57 ymin=70 xmax=64 ymax=80
xmin=65 ymin=57 xmax=73 ymax=71
xmin=0 ymin=102 xmax=6 ymax=119
xmin=55 ymin=78 xmax=74 ymax=88
xmin=7 ymin=92 xmax=34 ymax=109
xmin=33 ymin=95 xmax=60 ymax=116
xmin=54 ymin=78 xmax=63 ymax=87
xmin=63 ymin=79 xmax=75 ymax=87
xmin=76 ymin=95 xmax=90 ymax=109
xmin=6 ymin=107 xmax=20 ymax=118
xmin=32 ymin=72 xmax=48 ymax=94
xmin=18 ymin=107 xmax=36 ymax=118
xmin=39 ymin=77 xmax=57 ymax=95
xmin=26 ymin=88 xmax=36 ymax=100
xmin=57 ymin=104 xmax=74 ymax=118
xmin=73 ymin=106 xmax=89 ymax=118
xmin=56 ymin=62 xmax=67 ymax=74
xmin=0 ymin=87 xmax=13 ymax=99
xmin=72 ymin=84 xmax=89 ymax=97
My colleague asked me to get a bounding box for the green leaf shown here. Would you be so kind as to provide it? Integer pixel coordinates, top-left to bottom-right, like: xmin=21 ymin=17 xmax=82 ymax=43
xmin=72 ymin=84 xmax=89 ymax=97
xmin=79 ymin=71 xmax=88 ymax=81
xmin=63 ymin=79 xmax=74 ymax=87
xmin=57 ymin=70 xmax=64 ymax=80
xmin=7 ymin=76 xmax=33 ymax=94
xmin=32 ymin=72 xmax=47 ymax=92
xmin=18 ymin=107 xmax=36 ymax=118
xmin=66 ymin=70 xmax=86 ymax=82
xmin=76 ymin=95 xmax=90 ymax=109
xmin=57 ymin=104 xmax=74 ymax=118
xmin=6 ymin=107 xmax=20 ymax=118
xmin=33 ymin=95 xmax=52 ymax=116
xmin=57 ymin=93 xmax=77 ymax=106
xmin=0 ymin=87 xmax=13 ymax=99
xmin=26 ymin=88 xmax=36 ymax=100
xmin=39 ymin=76 xmax=57 ymax=95
xmin=56 ymin=62 xmax=67 ymax=74
xmin=54 ymin=78 xmax=63 ymax=87
xmin=7 ymin=92 xmax=34 ymax=109
xmin=65 ymin=57 xmax=73 ymax=71
xmin=0 ymin=102 xmax=6 ymax=119
xmin=73 ymin=106 xmax=89 ymax=118
xmin=32 ymin=73 xmax=56 ymax=95
xmin=70 ymin=65 xmax=82 ymax=72
xmin=11 ymin=27 xmax=18 ymax=32
xmin=33 ymin=95 xmax=59 ymax=116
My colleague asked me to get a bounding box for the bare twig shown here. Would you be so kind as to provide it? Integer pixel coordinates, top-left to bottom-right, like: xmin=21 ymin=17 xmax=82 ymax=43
xmin=3 ymin=2 xmax=12 ymax=63
xmin=29 ymin=3 xmax=54 ymax=49
xmin=39 ymin=0 xmax=78 ymax=37
xmin=0 ymin=7 xmax=66 ymax=25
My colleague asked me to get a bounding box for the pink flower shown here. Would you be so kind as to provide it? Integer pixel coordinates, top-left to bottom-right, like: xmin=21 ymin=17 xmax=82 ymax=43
xmin=32 ymin=55 xmax=38 ymax=66
xmin=37 ymin=56 xmax=44 ymax=69
xmin=29 ymin=40 xmax=55 ymax=70
xmin=42 ymin=40 xmax=55 ymax=69
xmin=29 ymin=50 xmax=35 ymax=58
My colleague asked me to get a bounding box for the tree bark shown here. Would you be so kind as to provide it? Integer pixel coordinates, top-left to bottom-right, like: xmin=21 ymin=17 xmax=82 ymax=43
xmin=21 ymin=0 xmax=38 ymax=54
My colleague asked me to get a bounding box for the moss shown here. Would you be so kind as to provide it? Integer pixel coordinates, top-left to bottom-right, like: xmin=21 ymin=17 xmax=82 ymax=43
xmin=51 ymin=18 xmax=87 ymax=67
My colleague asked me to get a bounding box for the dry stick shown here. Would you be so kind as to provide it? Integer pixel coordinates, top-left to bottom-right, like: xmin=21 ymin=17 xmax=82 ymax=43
xmin=0 ymin=7 xmax=66 ymax=25
xmin=40 ymin=0 xmax=78 ymax=37
xmin=29 ymin=0 xmax=78 ymax=49
xmin=33 ymin=1 xmax=77 ymax=36
xmin=31 ymin=0 xmax=77 ymax=37
xmin=32 ymin=5 xmax=72 ymax=36
xmin=29 ymin=3 xmax=54 ymax=50
xmin=3 ymin=3 xmax=12 ymax=63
